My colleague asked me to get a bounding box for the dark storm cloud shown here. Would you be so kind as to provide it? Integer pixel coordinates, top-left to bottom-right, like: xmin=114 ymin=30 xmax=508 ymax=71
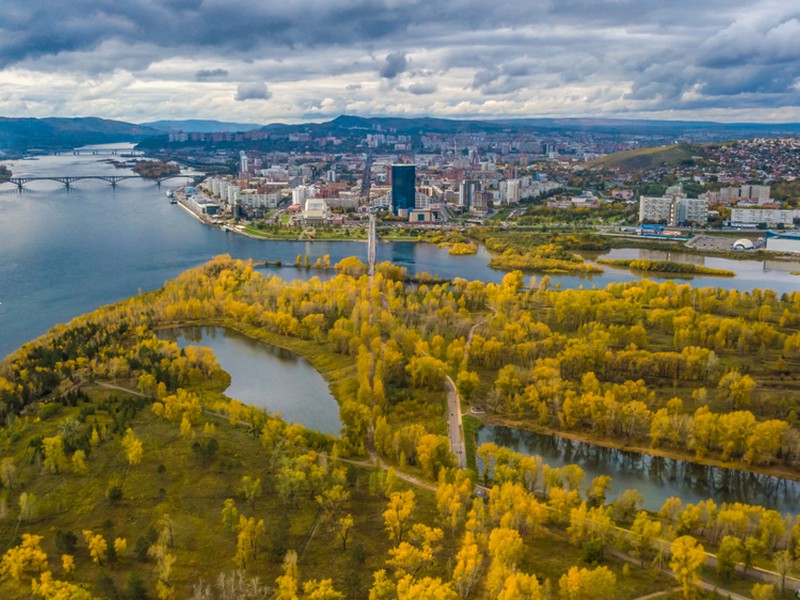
xmin=195 ymin=68 xmax=229 ymax=81
xmin=379 ymin=52 xmax=408 ymax=79
xmin=235 ymin=82 xmax=271 ymax=101
xmin=471 ymin=61 xmax=537 ymax=95
xmin=2 ymin=0 xmax=799 ymax=117
xmin=406 ymin=82 xmax=437 ymax=95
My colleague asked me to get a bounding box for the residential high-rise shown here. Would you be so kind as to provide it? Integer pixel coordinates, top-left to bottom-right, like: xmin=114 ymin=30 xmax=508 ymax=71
xmin=391 ymin=164 xmax=416 ymax=215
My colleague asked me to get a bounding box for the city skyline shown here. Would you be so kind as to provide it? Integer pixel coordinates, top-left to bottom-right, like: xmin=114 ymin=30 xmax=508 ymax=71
xmin=1 ymin=0 xmax=799 ymax=124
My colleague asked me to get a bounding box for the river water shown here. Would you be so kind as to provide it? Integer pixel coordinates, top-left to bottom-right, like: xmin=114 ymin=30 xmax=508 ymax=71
xmin=3 ymin=144 xmax=800 ymax=359
xmin=0 ymin=144 xmax=499 ymax=359
xmin=478 ymin=425 xmax=800 ymax=513
xmin=160 ymin=326 xmax=341 ymax=435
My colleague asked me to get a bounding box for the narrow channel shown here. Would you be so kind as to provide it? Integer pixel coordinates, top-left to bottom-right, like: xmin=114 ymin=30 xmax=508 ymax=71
xmin=478 ymin=424 xmax=800 ymax=513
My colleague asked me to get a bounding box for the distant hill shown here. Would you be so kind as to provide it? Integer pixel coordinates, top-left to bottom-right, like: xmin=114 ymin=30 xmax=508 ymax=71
xmin=262 ymin=114 xmax=513 ymax=135
xmin=4 ymin=114 xmax=800 ymax=155
xmin=141 ymin=119 xmax=264 ymax=133
xmin=261 ymin=114 xmax=800 ymax=139
xmin=0 ymin=117 xmax=160 ymax=153
xmin=589 ymin=143 xmax=709 ymax=171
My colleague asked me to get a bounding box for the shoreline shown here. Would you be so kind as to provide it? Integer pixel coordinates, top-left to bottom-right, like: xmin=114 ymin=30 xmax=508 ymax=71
xmin=171 ymin=189 xmax=800 ymax=281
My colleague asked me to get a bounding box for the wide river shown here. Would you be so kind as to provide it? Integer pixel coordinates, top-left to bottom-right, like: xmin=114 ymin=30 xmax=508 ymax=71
xmin=3 ymin=143 xmax=800 ymax=359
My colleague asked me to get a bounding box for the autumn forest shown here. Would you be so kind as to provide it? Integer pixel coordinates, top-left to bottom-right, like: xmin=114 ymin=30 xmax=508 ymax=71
xmin=1 ymin=255 xmax=800 ymax=599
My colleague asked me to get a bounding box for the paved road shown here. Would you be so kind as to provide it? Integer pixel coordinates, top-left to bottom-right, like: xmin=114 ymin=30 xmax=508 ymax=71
xmin=445 ymin=375 xmax=466 ymax=469
xmin=445 ymin=319 xmax=485 ymax=470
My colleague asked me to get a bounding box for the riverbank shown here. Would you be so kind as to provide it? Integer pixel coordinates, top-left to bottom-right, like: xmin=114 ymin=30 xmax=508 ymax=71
xmin=475 ymin=411 xmax=800 ymax=484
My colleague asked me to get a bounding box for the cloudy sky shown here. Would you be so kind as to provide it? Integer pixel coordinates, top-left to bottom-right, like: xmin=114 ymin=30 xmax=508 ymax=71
xmin=1 ymin=0 xmax=799 ymax=123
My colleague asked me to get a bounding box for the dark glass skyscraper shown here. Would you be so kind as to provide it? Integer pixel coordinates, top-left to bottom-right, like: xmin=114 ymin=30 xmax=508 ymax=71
xmin=391 ymin=164 xmax=416 ymax=215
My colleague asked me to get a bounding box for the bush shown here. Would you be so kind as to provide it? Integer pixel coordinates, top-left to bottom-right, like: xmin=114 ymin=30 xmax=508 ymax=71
xmin=37 ymin=403 xmax=61 ymax=420
xmin=353 ymin=542 xmax=367 ymax=564
xmin=581 ymin=539 xmax=605 ymax=564
xmin=127 ymin=572 xmax=148 ymax=600
xmin=55 ymin=530 xmax=77 ymax=554
xmin=106 ymin=483 xmax=123 ymax=504
xmin=134 ymin=536 xmax=152 ymax=562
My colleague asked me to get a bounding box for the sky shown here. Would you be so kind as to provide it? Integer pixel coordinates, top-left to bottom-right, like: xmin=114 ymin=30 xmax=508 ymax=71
xmin=1 ymin=0 xmax=799 ymax=124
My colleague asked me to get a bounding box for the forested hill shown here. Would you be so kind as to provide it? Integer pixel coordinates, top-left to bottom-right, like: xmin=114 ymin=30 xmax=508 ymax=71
xmin=588 ymin=143 xmax=709 ymax=171
xmin=0 ymin=117 xmax=159 ymax=153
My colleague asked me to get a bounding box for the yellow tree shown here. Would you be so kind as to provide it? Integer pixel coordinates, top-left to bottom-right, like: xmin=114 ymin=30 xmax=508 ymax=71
xmin=61 ymin=554 xmax=74 ymax=575
xmin=42 ymin=436 xmax=66 ymax=474
xmin=221 ymin=498 xmax=239 ymax=532
xmin=498 ymin=572 xmax=546 ymax=600
xmin=717 ymin=370 xmax=755 ymax=410
xmin=334 ymin=515 xmax=354 ymax=551
xmin=558 ymin=565 xmax=616 ymax=600
xmin=235 ymin=515 xmax=265 ymax=568
xmin=567 ymin=502 xmax=613 ymax=555
xmin=395 ymin=575 xmax=458 ymax=600
xmin=384 ymin=491 xmax=415 ymax=544
xmin=71 ymin=450 xmax=88 ymax=475
xmin=82 ymin=530 xmax=108 ymax=566
xmin=148 ymin=543 xmax=176 ymax=598
xmin=669 ymin=535 xmax=706 ymax=599
xmin=90 ymin=428 xmax=101 ymax=449
xmin=452 ymin=532 xmax=483 ymax=599
xmin=240 ymin=475 xmax=262 ymax=509
xmin=276 ymin=550 xmax=300 ymax=600
xmin=751 ymin=583 xmax=776 ymax=600
xmin=486 ymin=527 xmax=524 ymax=598
xmin=303 ymin=579 xmax=345 ymax=599
xmin=113 ymin=537 xmax=127 ymax=559
xmin=368 ymin=570 xmax=396 ymax=600
xmin=121 ymin=428 xmax=143 ymax=467
xmin=629 ymin=511 xmax=662 ymax=567
xmin=435 ymin=471 xmax=472 ymax=533
xmin=31 ymin=571 xmax=94 ymax=600
xmin=0 ymin=534 xmax=49 ymax=581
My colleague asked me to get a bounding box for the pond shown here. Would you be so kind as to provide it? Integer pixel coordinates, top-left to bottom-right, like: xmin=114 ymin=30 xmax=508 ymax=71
xmin=159 ymin=326 xmax=342 ymax=435
xmin=478 ymin=424 xmax=800 ymax=514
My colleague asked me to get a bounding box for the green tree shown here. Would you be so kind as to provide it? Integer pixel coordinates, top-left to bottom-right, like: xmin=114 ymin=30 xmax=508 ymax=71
xmin=240 ymin=475 xmax=262 ymax=509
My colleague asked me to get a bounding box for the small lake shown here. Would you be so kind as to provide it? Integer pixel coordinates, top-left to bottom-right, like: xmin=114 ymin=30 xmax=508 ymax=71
xmin=478 ymin=425 xmax=800 ymax=514
xmin=160 ymin=326 xmax=341 ymax=435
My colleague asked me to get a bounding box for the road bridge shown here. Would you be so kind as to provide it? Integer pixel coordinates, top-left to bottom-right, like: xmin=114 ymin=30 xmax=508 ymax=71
xmin=3 ymin=173 xmax=204 ymax=191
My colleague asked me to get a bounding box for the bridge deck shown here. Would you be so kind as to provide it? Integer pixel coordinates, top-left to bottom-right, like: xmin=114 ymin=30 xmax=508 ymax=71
xmin=3 ymin=174 xmax=204 ymax=189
